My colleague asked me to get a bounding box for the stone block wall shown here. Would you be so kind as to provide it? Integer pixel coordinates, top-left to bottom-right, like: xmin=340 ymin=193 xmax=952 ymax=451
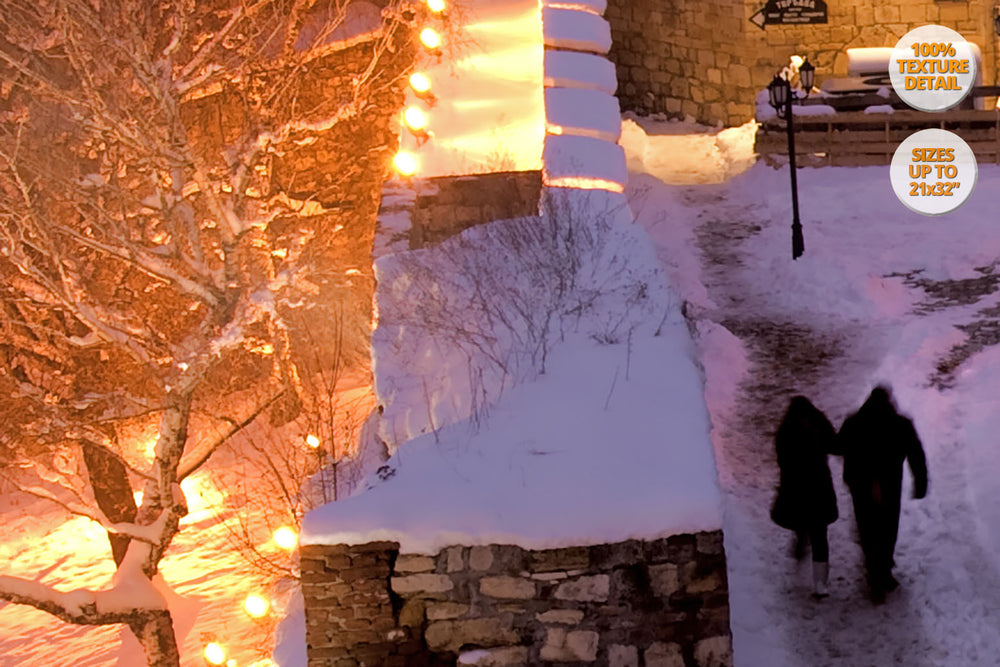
xmin=606 ymin=0 xmax=997 ymax=127
xmin=301 ymin=532 xmax=732 ymax=667
xmin=380 ymin=171 xmax=543 ymax=251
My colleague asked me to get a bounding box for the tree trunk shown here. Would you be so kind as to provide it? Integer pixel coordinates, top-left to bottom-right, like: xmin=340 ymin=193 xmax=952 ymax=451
xmin=82 ymin=443 xmax=138 ymax=567
xmin=129 ymin=610 xmax=181 ymax=667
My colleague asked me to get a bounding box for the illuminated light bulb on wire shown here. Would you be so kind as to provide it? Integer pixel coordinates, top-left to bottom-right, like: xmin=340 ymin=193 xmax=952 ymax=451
xmin=273 ymin=526 xmax=298 ymax=551
xmin=427 ymin=0 xmax=445 ymax=12
xmin=393 ymin=151 xmax=419 ymax=177
xmin=306 ymin=433 xmax=320 ymax=449
xmin=420 ymin=28 xmax=442 ymax=51
xmin=244 ymin=593 xmax=271 ymax=618
xmin=409 ymin=72 xmax=432 ymax=94
xmin=404 ymin=106 xmax=429 ymax=132
xmin=204 ymin=642 xmax=226 ymax=666
xmin=403 ymin=107 xmax=431 ymax=145
xmin=408 ymin=72 xmax=437 ymax=106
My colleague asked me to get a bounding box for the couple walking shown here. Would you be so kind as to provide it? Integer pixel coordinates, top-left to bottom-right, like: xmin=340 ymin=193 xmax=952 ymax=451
xmin=770 ymin=386 xmax=928 ymax=602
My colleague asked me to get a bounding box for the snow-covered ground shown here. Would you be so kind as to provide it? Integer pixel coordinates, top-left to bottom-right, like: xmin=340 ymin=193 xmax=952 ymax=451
xmin=622 ymin=115 xmax=1000 ymax=666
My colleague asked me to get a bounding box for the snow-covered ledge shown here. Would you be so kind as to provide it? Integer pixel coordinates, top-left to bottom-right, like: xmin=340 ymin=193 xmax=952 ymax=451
xmin=540 ymin=0 xmax=627 ymax=193
xmin=301 ymin=183 xmax=731 ymax=664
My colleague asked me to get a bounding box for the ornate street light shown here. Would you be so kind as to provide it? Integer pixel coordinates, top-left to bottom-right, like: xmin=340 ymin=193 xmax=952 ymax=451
xmin=768 ymin=57 xmax=815 ymax=260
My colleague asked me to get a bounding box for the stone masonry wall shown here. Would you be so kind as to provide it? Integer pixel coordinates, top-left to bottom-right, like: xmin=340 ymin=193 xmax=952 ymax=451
xmin=409 ymin=171 xmax=544 ymax=249
xmin=606 ymin=0 xmax=997 ymax=127
xmin=301 ymin=532 xmax=732 ymax=667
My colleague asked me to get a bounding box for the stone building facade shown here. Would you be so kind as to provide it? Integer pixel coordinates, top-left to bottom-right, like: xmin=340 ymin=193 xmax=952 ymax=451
xmin=606 ymin=0 xmax=998 ymax=126
xmin=301 ymin=533 xmax=732 ymax=667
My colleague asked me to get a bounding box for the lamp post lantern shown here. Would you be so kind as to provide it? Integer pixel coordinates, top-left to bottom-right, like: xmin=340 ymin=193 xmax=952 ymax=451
xmin=768 ymin=57 xmax=815 ymax=260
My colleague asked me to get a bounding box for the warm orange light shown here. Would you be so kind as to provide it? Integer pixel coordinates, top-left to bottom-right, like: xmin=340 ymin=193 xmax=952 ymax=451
xmin=273 ymin=526 xmax=298 ymax=550
xmin=409 ymin=72 xmax=432 ymax=94
xmin=420 ymin=28 xmax=441 ymax=50
xmin=244 ymin=593 xmax=271 ymax=618
xmin=204 ymin=642 xmax=227 ymax=665
xmin=306 ymin=434 xmax=320 ymax=449
xmin=427 ymin=0 xmax=445 ymax=11
xmin=404 ymin=106 xmax=429 ymax=132
xmin=393 ymin=151 xmax=419 ymax=177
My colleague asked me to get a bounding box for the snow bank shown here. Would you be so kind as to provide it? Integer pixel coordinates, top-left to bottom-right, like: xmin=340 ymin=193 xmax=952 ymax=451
xmin=544 ymin=50 xmax=617 ymax=94
xmin=306 ymin=188 xmax=722 ymax=551
xmin=619 ymin=116 xmax=757 ymax=185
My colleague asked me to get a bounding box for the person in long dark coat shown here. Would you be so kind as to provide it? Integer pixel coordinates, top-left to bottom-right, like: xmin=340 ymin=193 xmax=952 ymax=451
xmin=838 ymin=386 xmax=928 ymax=602
xmin=771 ymin=395 xmax=840 ymax=597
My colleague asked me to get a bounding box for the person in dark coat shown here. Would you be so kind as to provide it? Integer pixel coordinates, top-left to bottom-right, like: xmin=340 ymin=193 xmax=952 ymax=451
xmin=771 ymin=395 xmax=840 ymax=597
xmin=838 ymin=386 xmax=928 ymax=602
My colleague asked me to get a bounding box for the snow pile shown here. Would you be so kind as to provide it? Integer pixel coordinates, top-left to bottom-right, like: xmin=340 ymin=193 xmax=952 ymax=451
xmin=619 ymin=114 xmax=758 ymax=185
xmin=304 ymin=188 xmax=722 ymax=551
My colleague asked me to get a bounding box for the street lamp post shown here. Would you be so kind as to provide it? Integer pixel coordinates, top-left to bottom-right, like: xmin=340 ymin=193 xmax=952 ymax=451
xmin=768 ymin=58 xmax=815 ymax=260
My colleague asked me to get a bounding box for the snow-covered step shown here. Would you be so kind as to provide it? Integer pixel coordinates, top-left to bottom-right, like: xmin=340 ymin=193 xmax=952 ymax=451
xmin=545 ymin=87 xmax=621 ymax=142
xmin=541 ymin=7 xmax=611 ymax=54
xmin=540 ymin=0 xmax=607 ymax=16
xmin=544 ymin=50 xmax=617 ymax=94
xmin=543 ymin=134 xmax=626 ymax=192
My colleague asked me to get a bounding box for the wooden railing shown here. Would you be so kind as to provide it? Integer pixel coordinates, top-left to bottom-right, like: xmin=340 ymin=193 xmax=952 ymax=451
xmin=756 ymin=87 xmax=1000 ymax=167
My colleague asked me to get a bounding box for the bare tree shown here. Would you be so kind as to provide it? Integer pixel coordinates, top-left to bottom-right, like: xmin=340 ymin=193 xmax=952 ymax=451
xmin=0 ymin=0 xmax=413 ymax=664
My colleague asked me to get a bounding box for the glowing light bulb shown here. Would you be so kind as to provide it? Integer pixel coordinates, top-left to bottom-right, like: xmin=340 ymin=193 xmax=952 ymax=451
xmin=393 ymin=151 xmax=419 ymax=177
xmin=204 ymin=642 xmax=227 ymax=666
xmin=420 ymin=28 xmax=441 ymax=50
xmin=404 ymin=106 xmax=429 ymax=132
xmin=306 ymin=434 xmax=320 ymax=449
xmin=427 ymin=0 xmax=445 ymax=12
xmin=409 ymin=72 xmax=432 ymax=94
xmin=244 ymin=593 xmax=270 ymax=618
xmin=273 ymin=526 xmax=298 ymax=550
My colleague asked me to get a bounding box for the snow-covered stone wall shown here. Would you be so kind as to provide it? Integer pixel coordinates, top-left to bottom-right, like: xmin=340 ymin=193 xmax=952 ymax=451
xmin=605 ymin=0 xmax=997 ymax=127
xmin=540 ymin=0 xmax=627 ymax=193
xmin=301 ymin=534 xmax=732 ymax=666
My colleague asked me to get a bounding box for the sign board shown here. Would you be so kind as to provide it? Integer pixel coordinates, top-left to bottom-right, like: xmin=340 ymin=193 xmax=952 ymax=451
xmin=750 ymin=0 xmax=828 ymax=29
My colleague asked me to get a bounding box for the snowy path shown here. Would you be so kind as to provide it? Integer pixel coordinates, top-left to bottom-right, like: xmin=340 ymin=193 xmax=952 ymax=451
xmin=627 ymin=149 xmax=1000 ymax=666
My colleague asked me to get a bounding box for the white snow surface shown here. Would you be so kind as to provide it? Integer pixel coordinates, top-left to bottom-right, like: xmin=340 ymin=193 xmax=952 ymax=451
xmin=543 ymin=134 xmax=627 ymax=188
xmin=622 ymin=115 xmax=1000 ymax=666
xmin=304 ymin=327 xmax=722 ymax=552
xmin=541 ymin=7 xmax=612 ymax=53
xmin=545 ymin=87 xmax=622 ymax=142
xmin=309 ymin=185 xmax=723 ymax=552
xmin=544 ymin=50 xmax=617 ymax=94
xmin=541 ymin=0 xmax=607 ymax=14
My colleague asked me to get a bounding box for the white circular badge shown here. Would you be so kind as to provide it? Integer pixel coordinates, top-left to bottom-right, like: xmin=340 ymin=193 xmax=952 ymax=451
xmin=890 ymin=25 xmax=977 ymax=112
xmin=890 ymin=129 xmax=977 ymax=215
